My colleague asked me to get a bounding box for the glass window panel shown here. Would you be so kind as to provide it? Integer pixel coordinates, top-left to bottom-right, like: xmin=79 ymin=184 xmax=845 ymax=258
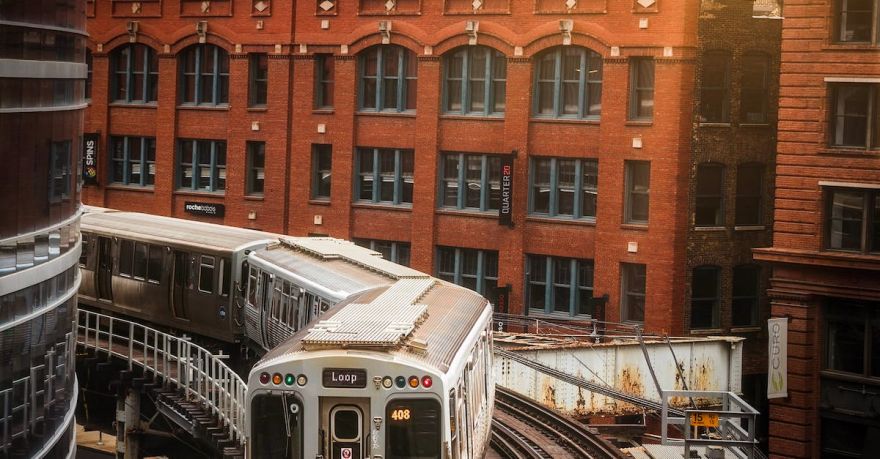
xmin=582 ymin=160 xmax=598 ymax=218
xmin=133 ymin=242 xmax=147 ymax=279
xmin=827 ymin=313 xmax=865 ymax=374
xmin=532 ymin=159 xmax=551 ymax=214
xmin=833 ymin=85 xmax=870 ymax=147
xmin=556 ymin=159 xmax=576 ymax=216
xmin=829 ymin=189 xmax=865 ymax=250
xmin=148 ymin=245 xmax=162 ymax=283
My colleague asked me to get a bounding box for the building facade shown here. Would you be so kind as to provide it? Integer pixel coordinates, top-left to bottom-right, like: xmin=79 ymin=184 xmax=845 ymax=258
xmin=753 ymin=0 xmax=880 ymax=457
xmin=0 ymin=1 xmax=86 ymax=457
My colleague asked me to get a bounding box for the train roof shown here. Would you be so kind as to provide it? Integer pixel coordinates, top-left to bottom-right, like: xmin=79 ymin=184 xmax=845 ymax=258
xmin=257 ymin=280 xmax=491 ymax=374
xmin=81 ymin=209 xmax=278 ymax=252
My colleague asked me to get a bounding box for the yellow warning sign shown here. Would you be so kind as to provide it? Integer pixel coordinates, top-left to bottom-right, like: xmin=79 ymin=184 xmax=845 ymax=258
xmin=689 ymin=412 xmax=719 ymax=428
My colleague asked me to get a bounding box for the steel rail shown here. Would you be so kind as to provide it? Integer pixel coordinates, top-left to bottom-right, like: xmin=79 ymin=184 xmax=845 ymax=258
xmin=490 ymin=418 xmax=549 ymax=459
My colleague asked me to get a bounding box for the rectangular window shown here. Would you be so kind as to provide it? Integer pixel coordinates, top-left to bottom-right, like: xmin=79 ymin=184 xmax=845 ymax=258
xmin=439 ymin=153 xmax=502 ymax=211
xmin=700 ymin=52 xmax=730 ymax=123
xmin=49 ymin=141 xmax=71 ymax=203
xmin=436 ymin=246 xmax=499 ymax=303
xmin=826 ymin=187 xmax=880 ymax=253
xmin=624 ymin=161 xmax=650 ymax=224
xmin=528 ymin=157 xmax=598 ymax=220
xmin=443 ymin=46 xmax=506 ymax=116
xmin=691 ymin=266 xmax=720 ymax=329
xmin=133 ymin=242 xmax=148 ymax=279
xmin=732 ymin=265 xmax=760 ymax=327
xmin=740 ymin=53 xmax=769 ymax=123
xmin=353 ymin=239 xmax=411 ymax=266
xmin=355 ymin=147 xmax=414 ymax=205
xmin=315 ymin=54 xmax=334 ymax=109
xmin=835 ymin=0 xmax=878 ymax=43
xmin=249 ymin=53 xmax=268 ymax=107
xmin=695 ymin=163 xmax=724 ymax=227
xmin=312 ymin=144 xmax=332 ymax=199
xmin=110 ymin=136 xmax=156 ymax=187
xmin=119 ymin=240 xmax=134 ymax=277
xmin=179 ymin=44 xmax=229 ymax=106
xmin=628 ymin=58 xmax=654 ymax=120
xmin=735 ymin=163 xmax=764 ymax=225
xmin=830 ymin=83 xmax=880 ymax=149
xmin=199 ymin=255 xmax=215 ymax=293
xmin=177 ymin=139 xmax=227 ymax=192
xmin=533 ymin=47 xmax=603 ymax=119
xmin=825 ymin=300 xmax=880 ymax=378
xmin=148 ymin=245 xmax=163 ymax=283
xmin=526 ymin=254 xmax=594 ymax=317
xmin=246 ymin=141 xmax=265 ymax=196
xmin=621 ymin=263 xmax=646 ymax=322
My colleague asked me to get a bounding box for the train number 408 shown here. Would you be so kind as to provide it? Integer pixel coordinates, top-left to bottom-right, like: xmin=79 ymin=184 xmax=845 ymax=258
xmin=390 ymin=409 xmax=411 ymax=421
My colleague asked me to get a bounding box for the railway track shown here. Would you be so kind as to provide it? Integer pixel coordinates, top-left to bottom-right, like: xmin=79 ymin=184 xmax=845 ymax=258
xmin=492 ymin=385 xmax=626 ymax=459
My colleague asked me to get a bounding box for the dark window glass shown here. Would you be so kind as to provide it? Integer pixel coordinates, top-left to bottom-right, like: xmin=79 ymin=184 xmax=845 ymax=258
xmin=629 ymin=58 xmax=654 ymax=120
xmin=315 ymin=54 xmax=334 ymax=109
xmin=312 ymin=144 xmax=332 ymax=199
xmin=249 ymin=53 xmax=268 ymax=107
xmin=695 ymin=163 xmax=724 ymax=226
xmin=826 ymin=302 xmax=871 ymax=375
xmin=435 ymin=247 xmax=499 ymax=302
xmin=110 ymin=44 xmax=158 ymax=103
xmin=177 ymin=139 xmax=227 ymax=192
xmin=246 ymin=141 xmax=265 ymax=196
xmin=333 ymin=409 xmax=359 ymax=440
xmin=625 ymin=161 xmax=650 ymax=224
xmin=49 ymin=141 xmax=72 ymax=202
xmin=830 ymin=84 xmax=880 ymax=149
xmin=533 ymin=46 xmax=603 ymax=119
xmin=826 ymin=188 xmax=880 ymax=253
xmin=700 ymin=51 xmax=730 ymax=123
xmin=691 ymin=266 xmax=720 ymax=329
xmin=179 ymin=44 xmax=229 ymax=105
xmin=353 ymin=239 xmax=411 ymax=266
xmin=443 ymin=46 xmax=506 ymax=116
xmin=85 ymin=49 xmax=93 ymax=99
xmin=439 ymin=153 xmax=502 ymax=211
xmin=835 ymin=0 xmax=876 ymax=43
xmin=109 ymin=136 xmax=156 ymax=187
xmin=119 ymin=240 xmax=133 ymax=277
xmin=148 ymin=245 xmax=163 ymax=283
xmin=356 ymin=148 xmax=414 ymax=205
xmin=199 ymin=255 xmax=215 ymax=294
xmin=736 ymin=163 xmax=764 ymax=225
xmin=133 ymin=242 xmax=147 ymax=279
xmin=386 ymin=399 xmax=441 ymax=459
xmin=741 ymin=53 xmax=769 ymax=123
xmin=528 ymin=157 xmax=598 ymax=219
xmin=621 ymin=263 xmax=646 ymax=322
xmin=359 ymin=45 xmax=417 ymax=112
xmin=732 ymin=265 xmax=760 ymax=327
xmin=526 ymin=255 xmax=593 ymax=316
xmin=250 ymin=394 xmax=303 ymax=458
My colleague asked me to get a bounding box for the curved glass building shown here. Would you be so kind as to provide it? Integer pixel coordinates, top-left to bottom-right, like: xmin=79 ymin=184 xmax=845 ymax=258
xmin=0 ymin=1 xmax=86 ymax=457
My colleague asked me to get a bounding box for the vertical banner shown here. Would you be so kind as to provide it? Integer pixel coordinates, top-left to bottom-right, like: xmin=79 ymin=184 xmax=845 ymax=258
xmin=82 ymin=133 xmax=99 ymax=185
xmin=494 ymin=285 xmax=510 ymax=314
xmin=499 ymin=155 xmax=513 ymax=227
xmin=767 ymin=317 xmax=788 ymax=399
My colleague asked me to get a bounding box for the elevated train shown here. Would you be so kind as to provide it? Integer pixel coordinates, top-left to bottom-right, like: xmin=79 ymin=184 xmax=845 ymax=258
xmin=246 ymin=271 xmax=495 ymax=459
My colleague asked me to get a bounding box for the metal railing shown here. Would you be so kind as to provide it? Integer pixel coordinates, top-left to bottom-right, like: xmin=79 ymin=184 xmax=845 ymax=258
xmin=660 ymin=389 xmax=761 ymax=459
xmin=76 ymin=309 xmax=247 ymax=445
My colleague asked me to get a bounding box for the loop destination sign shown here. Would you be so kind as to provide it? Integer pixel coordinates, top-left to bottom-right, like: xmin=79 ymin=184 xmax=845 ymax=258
xmin=322 ymin=368 xmax=367 ymax=388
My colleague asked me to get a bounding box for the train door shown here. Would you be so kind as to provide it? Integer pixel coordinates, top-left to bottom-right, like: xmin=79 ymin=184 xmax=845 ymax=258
xmin=257 ymin=271 xmax=273 ymax=349
xmin=96 ymin=236 xmax=113 ymax=302
xmin=171 ymin=250 xmax=191 ymax=320
xmin=320 ymin=398 xmax=369 ymax=459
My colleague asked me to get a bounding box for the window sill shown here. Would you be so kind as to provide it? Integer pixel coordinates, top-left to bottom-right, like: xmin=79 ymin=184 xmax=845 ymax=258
xmin=177 ymin=104 xmax=230 ymax=111
xmin=351 ymin=202 xmax=413 ymax=212
xmin=621 ymin=223 xmax=648 ymax=231
xmin=313 ymin=108 xmax=335 ymax=115
xmin=698 ymin=122 xmax=731 ymax=128
xmin=355 ymin=111 xmax=416 ymax=118
xmin=819 ymin=370 xmax=880 ymax=386
xmin=106 ymin=185 xmax=154 ymax=193
xmin=730 ymin=326 xmax=762 ymax=334
xmin=309 ymin=198 xmax=331 ymax=206
xmin=526 ymin=310 xmax=593 ymax=321
xmin=109 ymin=102 xmax=157 ymax=108
xmin=247 ymin=107 xmax=268 ymax=113
xmin=693 ymin=226 xmax=726 ymax=232
xmin=625 ymin=120 xmax=653 ymax=126
xmin=525 ymin=215 xmax=596 ymax=226
xmin=819 ymin=147 xmax=880 ymax=157
xmin=436 ymin=208 xmax=498 ymax=219
xmin=244 ymin=195 xmax=264 ymax=201
xmin=530 ymin=117 xmax=600 ymax=125
xmin=734 ymin=225 xmax=765 ymax=231
xmin=739 ymin=123 xmax=771 ymax=128
xmin=689 ymin=328 xmax=723 ymax=335
xmin=173 ymin=190 xmax=226 ymax=197
xmin=823 ymin=43 xmax=880 ymax=51
xmin=440 ymin=114 xmax=505 ymax=121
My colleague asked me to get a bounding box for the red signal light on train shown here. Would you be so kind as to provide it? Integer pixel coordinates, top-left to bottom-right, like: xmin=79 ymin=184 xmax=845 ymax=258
xmin=259 ymin=372 xmax=270 ymax=385
xmin=408 ymin=376 xmax=419 ymax=388
xmin=272 ymin=373 xmax=283 ymax=385
xmin=421 ymin=376 xmax=433 ymax=388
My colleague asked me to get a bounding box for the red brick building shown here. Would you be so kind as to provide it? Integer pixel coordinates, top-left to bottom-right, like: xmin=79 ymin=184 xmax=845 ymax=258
xmin=83 ymin=0 xmax=778 ymax=423
xmin=753 ymin=0 xmax=880 ymax=457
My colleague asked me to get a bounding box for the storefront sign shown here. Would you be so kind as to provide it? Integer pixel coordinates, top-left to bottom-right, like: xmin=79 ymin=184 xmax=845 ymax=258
xmin=83 ymin=133 xmax=99 ymax=185
xmin=499 ymin=154 xmax=513 ymax=227
xmin=767 ymin=317 xmax=788 ymax=399
xmin=184 ymin=201 xmax=225 ymax=218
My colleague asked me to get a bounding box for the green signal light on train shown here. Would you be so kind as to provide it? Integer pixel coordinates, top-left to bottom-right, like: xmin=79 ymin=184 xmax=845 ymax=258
xmin=285 ymin=374 xmax=295 ymax=385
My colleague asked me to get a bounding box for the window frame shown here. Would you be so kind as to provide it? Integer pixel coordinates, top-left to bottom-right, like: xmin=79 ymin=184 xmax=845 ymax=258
xmin=526 ymin=254 xmax=595 ymax=317
xmin=829 ymin=83 xmax=879 ymax=149
xmin=824 ymin=186 xmax=880 ymax=253
xmin=357 ymin=45 xmax=417 ymax=113
xmin=109 ymin=136 xmax=156 ymax=187
xmin=49 ymin=140 xmax=72 ymax=203
xmin=620 ymin=263 xmax=646 ymax=323
xmin=439 ymin=152 xmax=502 ymax=212
xmin=735 ymin=163 xmax=765 ymax=226
xmin=834 ymin=0 xmax=879 ymax=44
xmin=353 ymin=239 xmax=411 ymax=266
xmin=442 ymin=45 xmax=507 ymax=116
xmin=354 ymin=147 xmax=414 ymax=205
xmin=695 ymin=162 xmax=725 ymax=227
xmin=532 ymin=46 xmax=603 ymax=120
xmin=312 ymin=144 xmax=332 ymax=200
xmin=176 ymin=139 xmax=227 ymax=193
xmin=179 ymin=44 xmax=230 ymax=106
xmin=740 ymin=52 xmax=770 ymax=124
xmin=436 ymin=246 xmax=499 ymax=301
xmin=699 ymin=51 xmax=731 ymax=123
xmin=732 ymin=264 xmax=760 ymax=327
xmin=823 ymin=300 xmax=880 ymax=380
xmin=528 ymin=157 xmax=599 ymax=220
xmin=314 ymin=54 xmax=335 ymax=109
xmin=690 ymin=265 xmax=721 ymax=329
xmin=110 ymin=44 xmax=159 ymax=104
xmin=628 ymin=57 xmax=654 ymax=121
xmin=248 ymin=53 xmax=268 ymax=108
xmin=245 ymin=141 xmax=265 ymax=196
xmin=624 ymin=160 xmax=651 ymax=224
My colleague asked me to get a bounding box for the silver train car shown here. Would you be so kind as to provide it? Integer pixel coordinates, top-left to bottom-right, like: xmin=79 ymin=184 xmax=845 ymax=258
xmin=78 ymin=209 xmax=405 ymax=357
xmin=246 ymin=263 xmax=495 ymax=459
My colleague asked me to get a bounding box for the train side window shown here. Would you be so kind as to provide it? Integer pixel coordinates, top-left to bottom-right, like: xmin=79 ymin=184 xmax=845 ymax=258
xmin=148 ymin=245 xmax=163 ymax=283
xmin=219 ymin=258 xmax=231 ymax=296
xmin=199 ymin=255 xmax=215 ymax=293
xmin=271 ymin=281 xmax=283 ymax=319
xmin=247 ymin=267 xmax=258 ymax=306
xmin=133 ymin=242 xmax=148 ymax=279
xmin=119 ymin=240 xmax=134 ymax=277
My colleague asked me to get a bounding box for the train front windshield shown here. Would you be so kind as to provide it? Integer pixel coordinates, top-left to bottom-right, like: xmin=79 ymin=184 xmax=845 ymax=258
xmin=385 ymin=399 xmax=441 ymax=459
xmin=251 ymin=393 xmax=303 ymax=459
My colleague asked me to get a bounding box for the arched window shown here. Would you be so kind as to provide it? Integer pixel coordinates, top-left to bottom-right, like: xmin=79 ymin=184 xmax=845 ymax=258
xmin=699 ymin=50 xmax=730 ymax=123
xmin=358 ymin=45 xmax=417 ymax=112
xmin=443 ymin=46 xmax=506 ymax=116
xmin=179 ymin=44 xmax=229 ymax=105
xmin=695 ymin=163 xmax=724 ymax=227
xmin=533 ymin=46 xmax=603 ymax=119
xmin=111 ymin=44 xmax=158 ymax=103
xmin=691 ymin=265 xmax=720 ymax=329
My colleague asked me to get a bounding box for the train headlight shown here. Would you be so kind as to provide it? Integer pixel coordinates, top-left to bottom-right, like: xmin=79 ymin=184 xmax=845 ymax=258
xmin=272 ymin=373 xmax=283 ymax=385
xmin=408 ymin=376 xmax=419 ymax=388
xmin=284 ymin=374 xmax=295 ymax=386
xmin=395 ymin=376 xmax=406 ymax=388
xmin=296 ymin=374 xmax=308 ymax=387
xmin=259 ymin=372 xmax=270 ymax=385
xmin=421 ymin=376 xmax=433 ymax=388
xmin=382 ymin=376 xmax=393 ymax=389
